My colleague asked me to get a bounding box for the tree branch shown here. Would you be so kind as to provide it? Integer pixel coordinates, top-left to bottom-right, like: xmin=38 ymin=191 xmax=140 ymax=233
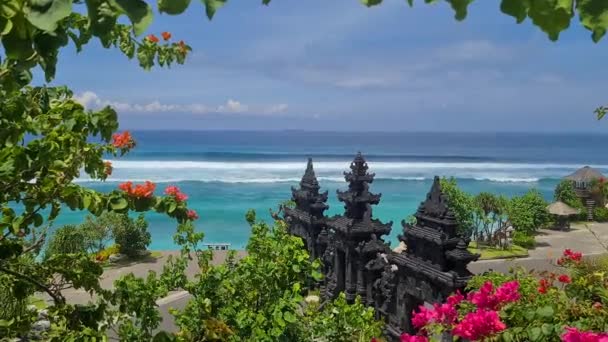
xmin=0 ymin=264 xmax=65 ymax=306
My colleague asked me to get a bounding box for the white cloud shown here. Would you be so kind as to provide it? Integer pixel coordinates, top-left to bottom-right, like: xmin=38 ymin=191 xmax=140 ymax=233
xmin=73 ymin=92 xmax=288 ymax=116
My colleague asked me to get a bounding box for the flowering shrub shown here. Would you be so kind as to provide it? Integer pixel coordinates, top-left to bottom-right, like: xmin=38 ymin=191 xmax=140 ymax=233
xmin=401 ymin=249 xmax=608 ymax=341
xmin=112 ymin=131 xmax=136 ymax=150
xmin=119 ymin=181 xmax=156 ymax=199
xmin=165 ymin=185 xmax=188 ymax=202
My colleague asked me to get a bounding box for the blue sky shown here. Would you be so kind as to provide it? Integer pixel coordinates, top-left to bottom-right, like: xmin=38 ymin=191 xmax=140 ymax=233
xmin=51 ymin=0 xmax=608 ymax=132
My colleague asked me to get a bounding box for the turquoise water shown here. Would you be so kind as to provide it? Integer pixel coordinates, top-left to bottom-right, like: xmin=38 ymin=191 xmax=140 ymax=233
xmin=54 ymin=131 xmax=608 ymax=249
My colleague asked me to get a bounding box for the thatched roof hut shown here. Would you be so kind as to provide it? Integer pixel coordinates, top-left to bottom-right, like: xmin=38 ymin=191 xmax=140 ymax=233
xmin=547 ymin=201 xmax=580 ymax=216
xmin=547 ymin=201 xmax=580 ymax=231
xmin=565 ymin=166 xmax=605 ymax=188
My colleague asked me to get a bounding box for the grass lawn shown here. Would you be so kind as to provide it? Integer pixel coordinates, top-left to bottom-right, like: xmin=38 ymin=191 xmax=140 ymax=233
xmin=468 ymin=243 xmax=529 ymax=260
xmin=28 ymin=296 xmax=47 ymax=309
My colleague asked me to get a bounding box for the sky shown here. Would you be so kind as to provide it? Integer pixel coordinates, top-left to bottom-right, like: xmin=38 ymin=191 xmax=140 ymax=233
xmin=48 ymin=0 xmax=608 ymax=132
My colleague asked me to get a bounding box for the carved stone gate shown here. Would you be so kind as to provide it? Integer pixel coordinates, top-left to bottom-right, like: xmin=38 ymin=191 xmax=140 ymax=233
xmin=284 ymin=153 xmax=479 ymax=340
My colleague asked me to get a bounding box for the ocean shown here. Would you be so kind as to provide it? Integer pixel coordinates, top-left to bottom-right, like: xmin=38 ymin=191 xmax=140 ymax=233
xmin=56 ymin=131 xmax=608 ymax=250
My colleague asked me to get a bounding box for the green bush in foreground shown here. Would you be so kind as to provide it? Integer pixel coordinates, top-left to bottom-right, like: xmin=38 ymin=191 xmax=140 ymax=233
xmin=512 ymin=231 xmax=536 ymax=249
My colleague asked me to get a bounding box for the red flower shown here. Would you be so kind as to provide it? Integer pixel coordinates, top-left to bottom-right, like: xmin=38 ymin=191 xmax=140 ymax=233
xmin=558 ymin=249 xmax=583 ymax=266
xmin=119 ymin=181 xmax=156 ymax=198
xmin=558 ymin=274 xmax=572 ymax=283
xmin=538 ymin=278 xmax=550 ymax=294
xmin=599 ymin=177 xmax=605 ymax=184
xmin=593 ymin=302 xmax=603 ymax=310
xmin=104 ymin=161 xmax=113 ymax=176
xmin=453 ymin=309 xmax=506 ymax=341
xmin=178 ymin=40 xmax=188 ymax=53
xmin=112 ymin=131 xmax=135 ymax=149
xmin=147 ymin=34 xmax=159 ymax=43
xmin=400 ymin=334 xmax=429 ymax=342
xmin=161 ymin=31 xmax=171 ymax=41
xmin=187 ymin=209 xmax=199 ymax=220
xmin=164 ymin=185 xmax=188 ymax=202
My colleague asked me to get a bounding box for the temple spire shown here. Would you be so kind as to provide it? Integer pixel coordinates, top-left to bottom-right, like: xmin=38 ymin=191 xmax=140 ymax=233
xmin=339 ymin=152 xmax=381 ymax=220
xmin=300 ymin=158 xmax=320 ymax=191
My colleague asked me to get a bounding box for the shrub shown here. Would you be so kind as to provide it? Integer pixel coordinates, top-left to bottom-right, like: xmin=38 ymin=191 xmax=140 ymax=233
xmin=44 ymin=225 xmax=90 ymax=259
xmin=403 ymin=249 xmax=608 ymax=342
xmin=112 ymin=214 xmax=151 ymax=257
xmin=593 ymin=207 xmax=608 ymax=222
xmin=508 ymin=189 xmax=550 ymax=234
xmin=511 ymin=231 xmax=535 ymax=249
xmin=303 ymin=293 xmax=384 ymax=342
xmin=80 ymin=213 xmax=117 ymax=254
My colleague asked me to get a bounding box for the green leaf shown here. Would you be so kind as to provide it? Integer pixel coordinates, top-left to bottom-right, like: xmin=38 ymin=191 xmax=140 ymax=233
xmin=110 ymin=197 xmax=128 ymax=210
xmin=577 ymin=0 xmax=608 ymax=42
xmin=83 ymin=194 xmax=92 ymax=209
xmin=110 ymin=0 xmax=154 ymax=36
xmin=2 ymin=27 xmax=35 ymax=61
xmin=361 ymin=0 xmax=383 ymax=7
xmin=0 ymin=16 xmax=13 ymax=35
xmin=202 ymin=0 xmax=227 ymax=20
xmin=25 ymin=0 xmax=72 ymax=32
xmin=541 ymin=323 xmax=554 ymax=336
xmin=500 ymin=0 xmax=529 ymax=23
xmin=528 ymin=0 xmax=573 ymax=41
xmin=168 ymin=201 xmax=177 ymax=214
xmin=528 ymin=327 xmax=542 ymax=341
xmin=448 ymin=0 xmax=473 ymax=20
xmin=33 ymin=213 xmax=43 ymax=227
xmin=158 ymin=0 xmax=192 ymax=15
xmin=283 ymin=311 xmax=296 ymax=323
xmin=536 ymin=305 xmax=554 ymax=318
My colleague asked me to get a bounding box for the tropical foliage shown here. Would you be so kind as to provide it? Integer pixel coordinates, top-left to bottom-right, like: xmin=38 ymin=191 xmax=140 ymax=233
xmin=440 ymin=178 xmax=549 ymax=248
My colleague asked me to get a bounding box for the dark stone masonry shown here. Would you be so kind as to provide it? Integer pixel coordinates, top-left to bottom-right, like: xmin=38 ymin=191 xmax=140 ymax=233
xmin=283 ymin=152 xmax=480 ymax=340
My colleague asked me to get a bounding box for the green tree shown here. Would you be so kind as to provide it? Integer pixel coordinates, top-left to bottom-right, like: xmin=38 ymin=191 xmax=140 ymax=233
xmin=555 ymin=180 xmax=582 ymax=207
xmin=440 ymin=177 xmax=475 ymax=237
xmin=111 ymin=213 xmax=151 ymax=257
xmin=508 ymin=189 xmax=550 ymax=235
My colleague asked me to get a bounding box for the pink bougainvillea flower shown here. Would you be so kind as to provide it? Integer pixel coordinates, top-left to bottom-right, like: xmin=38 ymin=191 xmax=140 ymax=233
xmin=187 ymin=209 xmax=199 ymax=220
xmin=400 ymin=334 xmax=429 ymax=342
xmin=558 ymin=274 xmax=572 ymax=283
xmin=161 ymin=31 xmax=171 ymax=41
xmin=112 ymin=131 xmax=135 ymax=149
xmin=561 ymin=327 xmax=608 ymax=342
xmin=412 ymin=305 xmax=437 ymax=330
xmin=147 ymin=34 xmax=159 ymax=43
xmin=453 ymin=309 xmax=506 ymax=341
xmin=119 ymin=181 xmax=155 ymax=198
xmin=468 ymin=280 xmax=520 ymax=310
